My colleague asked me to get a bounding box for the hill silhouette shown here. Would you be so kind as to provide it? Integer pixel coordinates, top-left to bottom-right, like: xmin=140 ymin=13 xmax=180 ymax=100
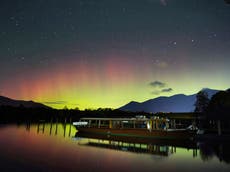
xmin=119 ymin=88 xmax=221 ymax=113
xmin=0 ymin=95 xmax=50 ymax=109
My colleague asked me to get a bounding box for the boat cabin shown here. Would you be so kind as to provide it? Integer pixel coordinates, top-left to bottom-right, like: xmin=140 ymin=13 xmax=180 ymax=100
xmin=73 ymin=116 xmax=172 ymax=130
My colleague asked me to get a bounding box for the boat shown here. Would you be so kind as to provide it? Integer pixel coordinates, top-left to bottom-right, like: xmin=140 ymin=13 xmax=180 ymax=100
xmin=73 ymin=116 xmax=197 ymax=140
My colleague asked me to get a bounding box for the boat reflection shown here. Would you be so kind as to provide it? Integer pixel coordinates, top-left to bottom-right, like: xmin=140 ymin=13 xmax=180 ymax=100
xmin=75 ymin=132 xmax=198 ymax=157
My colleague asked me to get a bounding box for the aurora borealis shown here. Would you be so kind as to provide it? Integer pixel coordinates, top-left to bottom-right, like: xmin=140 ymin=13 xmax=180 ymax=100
xmin=0 ymin=0 xmax=230 ymax=109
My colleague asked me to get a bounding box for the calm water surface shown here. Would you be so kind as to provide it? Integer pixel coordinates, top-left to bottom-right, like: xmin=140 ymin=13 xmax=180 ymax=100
xmin=0 ymin=123 xmax=230 ymax=172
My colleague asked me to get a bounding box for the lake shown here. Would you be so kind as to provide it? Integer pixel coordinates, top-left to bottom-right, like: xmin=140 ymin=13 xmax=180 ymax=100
xmin=0 ymin=123 xmax=230 ymax=172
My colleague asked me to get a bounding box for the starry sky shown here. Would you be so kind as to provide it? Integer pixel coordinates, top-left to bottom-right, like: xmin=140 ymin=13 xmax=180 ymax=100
xmin=0 ymin=0 xmax=230 ymax=109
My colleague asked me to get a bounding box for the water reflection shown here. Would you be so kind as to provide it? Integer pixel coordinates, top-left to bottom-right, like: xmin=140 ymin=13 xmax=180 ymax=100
xmin=78 ymin=139 xmax=178 ymax=157
xmin=20 ymin=121 xmax=76 ymax=137
xmin=19 ymin=122 xmax=230 ymax=164
xmin=17 ymin=122 xmax=230 ymax=164
xmin=75 ymin=132 xmax=230 ymax=164
xmin=199 ymin=142 xmax=230 ymax=164
xmin=0 ymin=123 xmax=230 ymax=172
xmin=75 ymin=132 xmax=198 ymax=158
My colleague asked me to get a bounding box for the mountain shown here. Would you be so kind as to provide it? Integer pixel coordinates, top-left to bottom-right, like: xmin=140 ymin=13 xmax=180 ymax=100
xmin=119 ymin=88 xmax=221 ymax=113
xmin=0 ymin=95 xmax=51 ymax=108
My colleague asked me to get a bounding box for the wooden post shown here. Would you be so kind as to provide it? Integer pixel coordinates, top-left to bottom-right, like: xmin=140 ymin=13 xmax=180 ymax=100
xmin=37 ymin=120 xmax=45 ymax=133
xmin=193 ymin=149 xmax=197 ymax=157
xmin=26 ymin=121 xmax=30 ymax=131
xmin=170 ymin=146 xmax=174 ymax=154
xmin=55 ymin=118 xmax=58 ymax=135
xmin=217 ymin=120 xmax=221 ymax=135
xmin=64 ymin=117 xmax=67 ymax=137
xmin=42 ymin=122 xmax=45 ymax=133
xmin=37 ymin=123 xmax=40 ymax=133
xmin=219 ymin=144 xmax=223 ymax=159
xmin=50 ymin=118 xmax=53 ymax=135
xmin=98 ymin=120 xmax=101 ymax=128
xmin=69 ymin=118 xmax=72 ymax=137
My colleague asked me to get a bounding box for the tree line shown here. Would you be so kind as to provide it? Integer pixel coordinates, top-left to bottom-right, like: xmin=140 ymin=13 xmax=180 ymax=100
xmin=0 ymin=105 xmax=147 ymax=124
xmin=194 ymin=89 xmax=230 ymax=133
xmin=194 ymin=88 xmax=230 ymax=119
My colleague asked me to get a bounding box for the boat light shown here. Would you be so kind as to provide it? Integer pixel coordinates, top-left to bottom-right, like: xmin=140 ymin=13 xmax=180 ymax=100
xmin=73 ymin=121 xmax=88 ymax=126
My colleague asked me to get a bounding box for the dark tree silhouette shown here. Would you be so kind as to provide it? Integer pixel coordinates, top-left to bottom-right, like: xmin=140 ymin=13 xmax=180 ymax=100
xmin=207 ymin=90 xmax=230 ymax=119
xmin=225 ymin=0 xmax=230 ymax=4
xmin=194 ymin=90 xmax=209 ymax=113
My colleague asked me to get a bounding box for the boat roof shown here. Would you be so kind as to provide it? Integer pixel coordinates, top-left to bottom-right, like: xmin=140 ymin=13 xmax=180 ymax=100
xmin=80 ymin=117 xmax=149 ymax=121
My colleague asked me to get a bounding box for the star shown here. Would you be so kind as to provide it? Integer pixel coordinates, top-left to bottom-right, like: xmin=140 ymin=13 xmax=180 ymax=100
xmin=122 ymin=7 xmax=126 ymax=13
xmin=53 ymin=32 xmax=57 ymax=36
xmin=10 ymin=16 xmax=15 ymax=20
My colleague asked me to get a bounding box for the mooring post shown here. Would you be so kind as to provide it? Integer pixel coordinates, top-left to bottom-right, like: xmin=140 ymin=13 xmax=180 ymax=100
xmin=26 ymin=120 xmax=30 ymax=131
xmin=42 ymin=121 xmax=45 ymax=133
xmin=55 ymin=118 xmax=58 ymax=135
xmin=37 ymin=120 xmax=45 ymax=133
xmin=193 ymin=149 xmax=196 ymax=157
xmin=50 ymin=118 xmax=53 ymax=135
xmin=64 ymin=117 xmax=67 ymax=137
xmin=217 ymin=120 xmax=221 ymax=136
xmin=37 ymin=122 xmax=40 ymax=133
xmin=69 ymin=117 xmax=72 ymax=137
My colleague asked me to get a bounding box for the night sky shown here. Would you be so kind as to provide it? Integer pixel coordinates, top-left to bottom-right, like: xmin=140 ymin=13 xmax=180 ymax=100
xmin=0 ymin=0 xmax=230 ymax=109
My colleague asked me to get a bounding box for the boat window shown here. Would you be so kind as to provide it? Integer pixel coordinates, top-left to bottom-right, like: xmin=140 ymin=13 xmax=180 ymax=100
xmin=135 ymin=121 xmax=147 ymax=129
xmin=100 ymin=120 xmax=109 ymax=128
xmin=112 ymin=121 xmax=121 ymax=129
xmin=122 ymin=121 xmax=134 ymax=129
xmin=90 ymin=120 xmax=98 ymax=127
